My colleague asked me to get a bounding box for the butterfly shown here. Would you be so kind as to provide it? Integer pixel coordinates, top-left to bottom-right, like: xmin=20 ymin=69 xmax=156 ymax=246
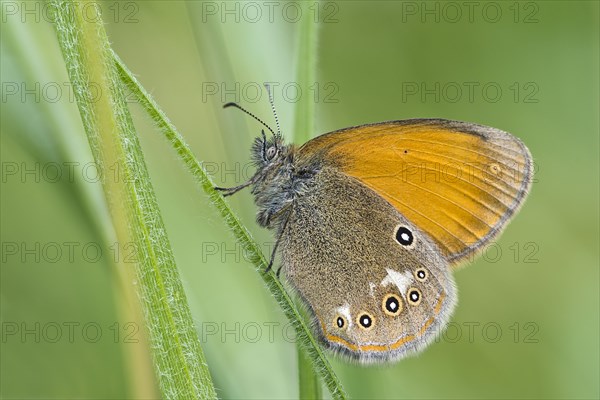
xmin=216 ymin=97 xmax=533 ymax=363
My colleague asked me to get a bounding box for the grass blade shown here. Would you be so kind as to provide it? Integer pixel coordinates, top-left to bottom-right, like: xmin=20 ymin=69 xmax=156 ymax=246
xmin=48 ymin=1 xmax=217 ymax=398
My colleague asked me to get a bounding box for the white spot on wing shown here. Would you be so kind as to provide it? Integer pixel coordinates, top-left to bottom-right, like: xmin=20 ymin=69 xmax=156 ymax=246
xmin=369 ymin=282 xmax=376 ymax=297
xmin=336 ymin=304 xmax=352 ymax=328
xmin=381 ymin=268 xmax=414 ymax=295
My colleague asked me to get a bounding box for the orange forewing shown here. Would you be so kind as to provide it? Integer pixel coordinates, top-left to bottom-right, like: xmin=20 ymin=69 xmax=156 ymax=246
xmin=297 ymin=119 xmax=533 ymax=266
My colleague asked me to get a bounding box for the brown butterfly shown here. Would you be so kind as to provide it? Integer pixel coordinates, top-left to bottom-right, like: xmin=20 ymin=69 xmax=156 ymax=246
xmin=217 ymin=99 xmax=532 ymax=363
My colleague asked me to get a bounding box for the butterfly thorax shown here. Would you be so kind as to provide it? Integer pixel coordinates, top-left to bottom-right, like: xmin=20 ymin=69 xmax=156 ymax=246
xmin=249 ymin=135 xmax=318 ymax=229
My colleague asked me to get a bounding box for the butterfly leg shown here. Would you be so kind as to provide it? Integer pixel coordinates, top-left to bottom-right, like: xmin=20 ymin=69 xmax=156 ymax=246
xmin=214 ymin=172 xmax=261 ymax=196
xmin=214 ymin=182 xmax=250 ymax=197
xmin=264 ymin=210 xmax=291 ymax=276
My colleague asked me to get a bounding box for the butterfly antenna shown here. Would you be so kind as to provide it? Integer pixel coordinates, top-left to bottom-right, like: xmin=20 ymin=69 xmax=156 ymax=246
xmin=265 ymin=83 xmax=282 ymax=139
xmin=223 ymin=102 xmax=276 ymax=136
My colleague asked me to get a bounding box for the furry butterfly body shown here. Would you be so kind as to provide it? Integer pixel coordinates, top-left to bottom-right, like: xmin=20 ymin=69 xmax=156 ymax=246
xmin=219 ymin=118 xmax=532 ymax=363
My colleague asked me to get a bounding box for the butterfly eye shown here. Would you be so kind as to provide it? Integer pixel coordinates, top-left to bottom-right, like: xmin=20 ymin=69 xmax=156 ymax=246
xmin=407 ymin=288 xmax=422 ymax=306
xmin=395 ymin=226 xmax=414 ymax=247
xmin=382 ymin=294 xmax=403 ymax=316
xmin=357 ymin=313 xmax=374 ymax=330
xmin=265 ymin=146 xmax=277 ymax=160
xmin=335 ymin=316 xmax=346 ymax=329
xmin=414 ymin=268 xmax=428 ymax=282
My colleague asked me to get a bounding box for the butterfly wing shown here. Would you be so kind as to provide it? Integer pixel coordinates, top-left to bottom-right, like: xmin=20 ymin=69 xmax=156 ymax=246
xmin=280 ymin=166 xmax=456 ymax=362
xmin=296 ymin=119 xmax=533 ymax=265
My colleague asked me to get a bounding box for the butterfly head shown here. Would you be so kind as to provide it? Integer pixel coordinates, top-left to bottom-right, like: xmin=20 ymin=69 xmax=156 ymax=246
xmin=251 ymin=129 xmax=288 ymax=168
xmin=249 ymin=131 xmax=301 ymax=227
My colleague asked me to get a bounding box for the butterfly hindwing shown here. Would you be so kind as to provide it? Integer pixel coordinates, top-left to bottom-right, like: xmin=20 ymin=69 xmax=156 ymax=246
xmin=280 ymin=165 xmax=456 ymax=363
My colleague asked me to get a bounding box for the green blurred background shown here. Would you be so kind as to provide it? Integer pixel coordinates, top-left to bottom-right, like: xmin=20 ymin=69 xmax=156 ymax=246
xmin=1 ymin=1 xmax=598 ymax=399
